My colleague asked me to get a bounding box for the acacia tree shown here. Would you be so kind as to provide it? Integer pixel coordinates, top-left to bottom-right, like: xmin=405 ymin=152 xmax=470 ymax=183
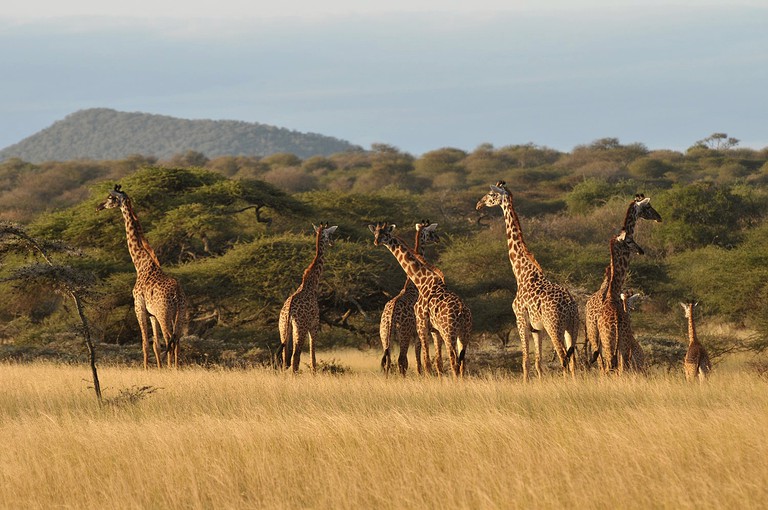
xmin=0 ymin=222 xmax=102 ymax=403
xmin=693 ymin=133 xmax=740 ymax=151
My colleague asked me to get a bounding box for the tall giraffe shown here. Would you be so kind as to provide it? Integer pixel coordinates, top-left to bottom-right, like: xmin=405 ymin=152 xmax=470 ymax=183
xmin=585 ymin=232 xmax=643 ymax=371
xmin=369 ymin=222 xmax=471 ymax=378
xmin=681 ymin=302 xmax=712 ymax=383
xmin=476 ymin=181 xmax=579 ymax=380
xmin=593 ymin=232 xmax=644 ymax=373
xmin=585 ymin=195 xmax=661 ymax=370
xmin=379 ymin=220 xmax=440 ymax=377
xmin=97 ymin=185 xmax=188 ymax=369
xmin=278 ymin=223 xmax=338 ymax=373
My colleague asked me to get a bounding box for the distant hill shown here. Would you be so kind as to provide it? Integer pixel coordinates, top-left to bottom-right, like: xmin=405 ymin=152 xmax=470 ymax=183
xmin=0 ymin=108 xmax=361 ymax=162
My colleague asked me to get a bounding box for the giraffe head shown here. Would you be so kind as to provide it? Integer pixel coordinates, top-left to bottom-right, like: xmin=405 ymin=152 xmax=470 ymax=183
xmin=475 ymin=181 xmax=509 ymax=210
xmin=680 ymin=301 xmax=698 ymax=318
xmin=313 ymin=222 xmax=338 ymax=248
xmin=633 ymin=194 xmax=662 ymax=222
xmin=616 ymin=229 xmax=645 ymax=256
xmin=368 ymin=222 xmax=397 ymax=247
xmin=620 ymin=290 xmax=643 ymax=312
xmin=97 ymin=184 xmax=128 ymax=211
xmin=415 ymin=219 xmax=440 ymax=246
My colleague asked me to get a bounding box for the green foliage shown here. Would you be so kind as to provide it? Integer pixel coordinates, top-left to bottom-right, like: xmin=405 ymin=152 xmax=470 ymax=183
xmin=651 ymin=183 xmax=746 ymax=252
xmin=627 ymin=157 xmax=673 ymax=180
xmin=2 ymin=136 xmax=768 ymax=365
xmin=565 ymin=178 xmax=638 ymax=215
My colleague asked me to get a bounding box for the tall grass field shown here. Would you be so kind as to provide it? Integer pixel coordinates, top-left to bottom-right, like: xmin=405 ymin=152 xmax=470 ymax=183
xmin=1 ymin=353 xmax=767 ymax=509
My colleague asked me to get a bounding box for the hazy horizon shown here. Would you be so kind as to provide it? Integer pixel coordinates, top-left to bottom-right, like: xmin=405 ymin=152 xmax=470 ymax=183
xmin=2 ymin=1 xmax=766 ymax=156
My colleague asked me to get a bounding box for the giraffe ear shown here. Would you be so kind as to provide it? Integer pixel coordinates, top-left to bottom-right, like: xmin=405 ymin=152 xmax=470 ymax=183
xmin=635 ymin=196 xmax=651 ymax=206
xmin=325 ymin=225 xmax=338 ymax=234
xmin=426 ymin=223 xmax=438 ymax=231
xmin=679 ymin=302 xmax=687 ymax=310
xmin=368 ymin=224 xmax=377 ymax=233
xmin=490 ymin=185 xmax=506 ymax=195
xmin=387 ymin=224 xmax=396 ymax=233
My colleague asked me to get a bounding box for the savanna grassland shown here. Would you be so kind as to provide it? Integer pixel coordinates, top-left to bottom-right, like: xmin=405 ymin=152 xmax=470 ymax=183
xmin=2 ymin=356 xmax=767 ymax=509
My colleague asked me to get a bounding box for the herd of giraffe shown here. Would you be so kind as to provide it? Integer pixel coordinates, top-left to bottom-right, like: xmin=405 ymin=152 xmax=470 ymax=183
xmin=97 ymin=181 xmax=712 ymax=382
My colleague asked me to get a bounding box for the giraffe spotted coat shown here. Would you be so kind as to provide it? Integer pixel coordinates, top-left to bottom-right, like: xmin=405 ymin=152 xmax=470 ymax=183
xmin=681 ymin=302 xmax=712 ymax=383
xmin=379 ymin=220 xmax=440 ymax=376
xmin=476 ymin=181 xmax=578 ymax=380
xmin=98 ymin=185 xmax=188 ymax=369
xmin=370 ymin=222 xmax=471 ymax=378
xmin=278 ymin=223 xmax=337 ymax=373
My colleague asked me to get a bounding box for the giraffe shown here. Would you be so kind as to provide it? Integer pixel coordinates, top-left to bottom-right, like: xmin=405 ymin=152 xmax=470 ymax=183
xmin=585 ymin=194 xmax=661 ymax=371
xmin=592 ymin=232 xmax=645 ymax=374
xmin=369 ymin=222 xmax=471 ymax=378
xmin=621 ymin=290 xmax=647 ymax=373
xmin=379 ymin=220 xmax=440 ymax=377
xmin=97 ymin=185 xmax=188 ymax=369
xmin=681 ymin=302 xmax=712 ymax=383
xmin=476 ymin=181 xmax=579 ymax=380
xmin=277 ymin=223 xmax=338 ymax=373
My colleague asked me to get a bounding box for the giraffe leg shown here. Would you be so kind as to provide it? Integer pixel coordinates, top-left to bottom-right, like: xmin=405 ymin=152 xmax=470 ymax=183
xmin=531 ymin=329 xmax=544 ymax=379
xmin=290 ymin=323 xmax=304 ymax=373
xmin=308 ymin=328 xmax=318 ymax=374
xmin=442 ymin=330 xmax=459 ymax=379
xmin=456 ymin=321 xmax=469 ymax=378
xmin=380 ymin=310 xmax=392 ymax=376
xmin=397 ymin=329 xmax=409 ymax=377
xmin=564 ymin=330 xmax=576 ymax=378
xmin=416 ymin=312 xmax=432 ymax=376
xmin=513 ymin=303 xmax=532 ymax=382
xmin=548 ymin=328 xmax=570 ymax=379
xmin=134 ymin=299 xmax=153 ymax=370
xmin=154 ymin=314 xmax=179 ymax=369
xmin=149 ymin=316 xmax=165 ymax=369
xmin=432 ymin=331 xmax=444 ymax=376
xmin=414 ymin=333 xmax=423 ymax=375
xmin=457 ymin=337 xmax=467 ymax=378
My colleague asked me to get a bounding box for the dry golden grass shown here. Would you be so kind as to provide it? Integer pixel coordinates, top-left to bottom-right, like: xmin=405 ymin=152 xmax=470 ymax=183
xmin=1 ymin=354 xmax=767 ymax=509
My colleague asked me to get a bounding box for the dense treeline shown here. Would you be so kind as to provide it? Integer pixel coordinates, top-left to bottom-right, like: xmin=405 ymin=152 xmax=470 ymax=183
xmin=0 ymin=108 xmax=360 ymax=163
xmin=1 ymin=134 xmax=767 ymax=371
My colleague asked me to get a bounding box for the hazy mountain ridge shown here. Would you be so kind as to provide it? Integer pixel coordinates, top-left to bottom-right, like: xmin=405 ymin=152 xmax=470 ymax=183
xmin=0 ymin=108 xmax=361 ymax=162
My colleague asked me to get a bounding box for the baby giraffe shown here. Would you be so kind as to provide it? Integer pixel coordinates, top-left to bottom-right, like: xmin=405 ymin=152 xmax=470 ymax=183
xmin=680 ymin=302 xmax=712 ymax=383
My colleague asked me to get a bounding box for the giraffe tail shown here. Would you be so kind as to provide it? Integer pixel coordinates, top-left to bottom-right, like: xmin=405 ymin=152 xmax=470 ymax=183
xmin=162 ymin=302 xmax=187 ymax=357
xmin=380 ymin=348 xmax=391 ymax=375
xmin=563 ymin=344 xmax=575 ymax=368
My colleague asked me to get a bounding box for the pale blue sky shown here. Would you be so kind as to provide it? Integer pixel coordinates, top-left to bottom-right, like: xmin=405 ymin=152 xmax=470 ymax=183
xmin=1 ymin=0 xmax=766 ymax=155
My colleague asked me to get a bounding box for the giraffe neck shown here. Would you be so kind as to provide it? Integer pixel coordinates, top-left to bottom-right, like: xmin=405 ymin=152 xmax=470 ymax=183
xmin=499 ymin=194 xmax=543 ymax=283
xmin=384 ymin=235 xmax=442 ymax=293
xmin=301 ymin=232 xmax=326 ymax=291
xmin=401 ymin=230 xmax=428 ymax=292
xmin=606 ymin=238 xmax=623 ymax=299
xmin=687 ymin=313 xmax=698 ymax=346
xmin=119 ymin=199 xmax=160 ymax=275
xmin=601 ymin=241 xmax=631 ymax=300
xmin=622 ymin=201 xmax=639 ymax=237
